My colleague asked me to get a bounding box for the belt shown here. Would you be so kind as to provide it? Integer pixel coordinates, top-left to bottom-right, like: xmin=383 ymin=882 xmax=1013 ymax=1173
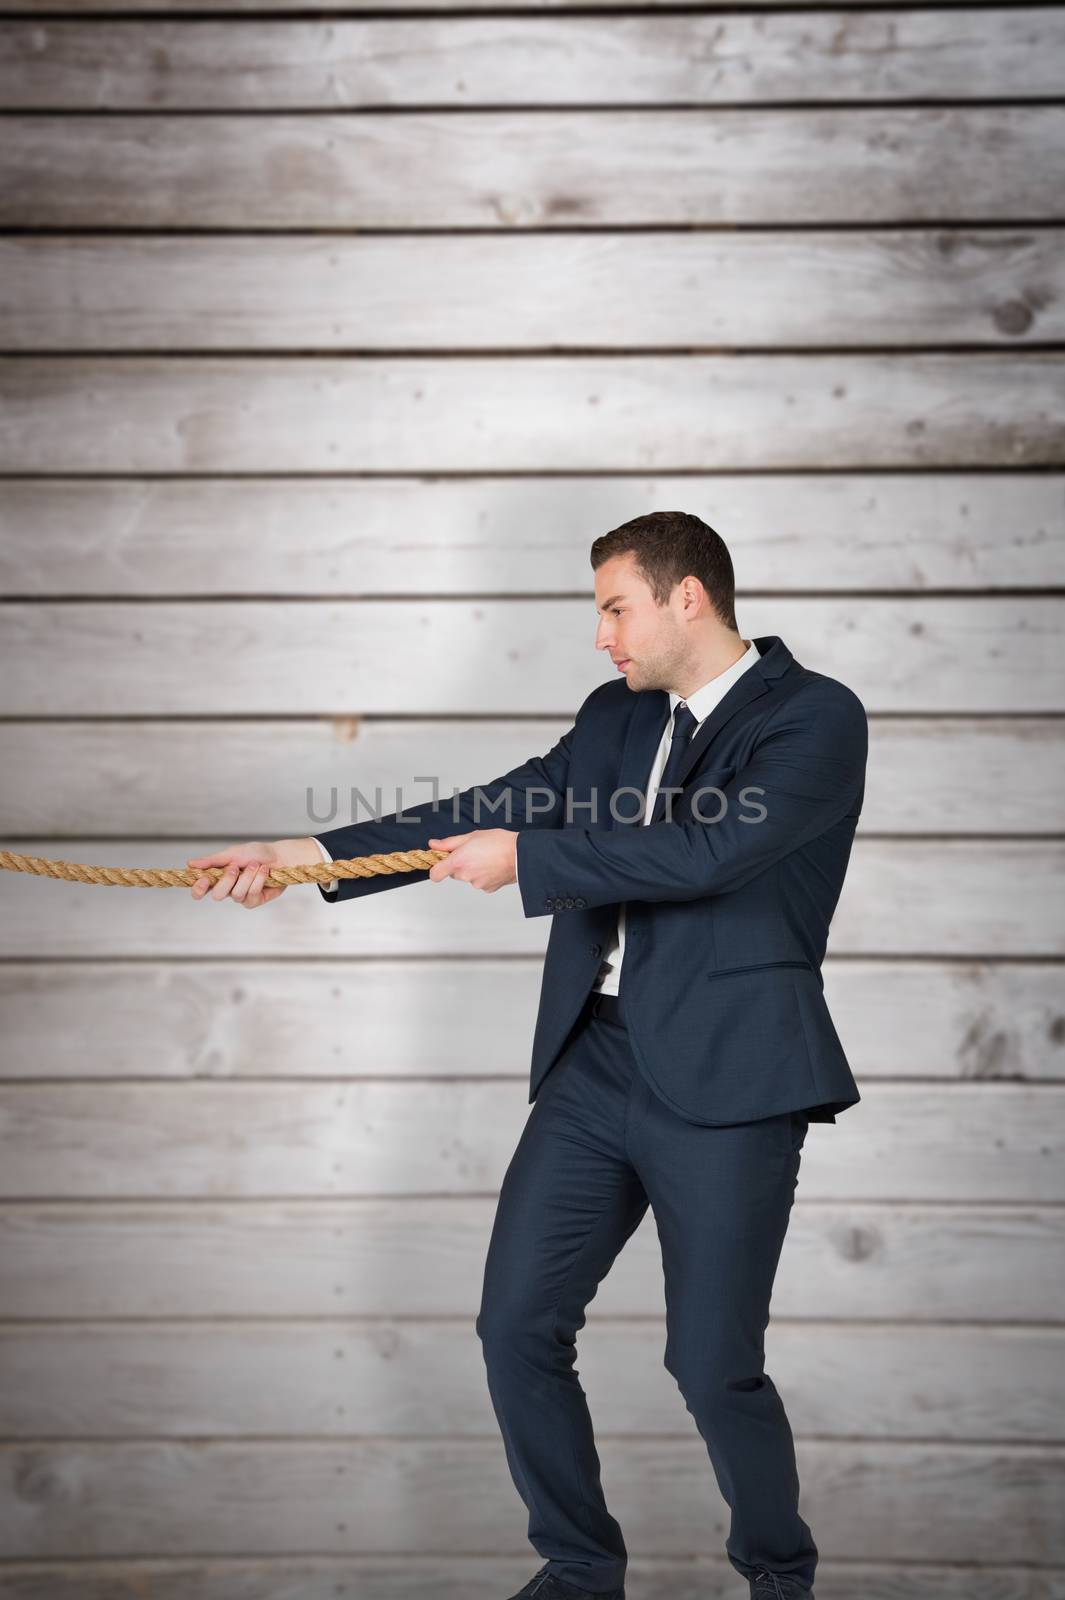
xmin=584 ymin=990 xmax=626 ymax=1027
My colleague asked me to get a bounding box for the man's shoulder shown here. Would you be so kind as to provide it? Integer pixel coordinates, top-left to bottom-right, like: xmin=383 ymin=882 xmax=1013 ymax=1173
xmin=575 ymin=663 xmax=867 ymax=730
xmin=766 ymin=665 xmax=869 ymax=742
xmin=575 ymin=676 xmax=635 ymax=722
xmin=787 ymin=666 xmax=868 ymax=717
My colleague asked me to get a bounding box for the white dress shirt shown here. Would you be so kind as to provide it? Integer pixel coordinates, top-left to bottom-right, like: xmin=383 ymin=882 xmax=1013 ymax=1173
xmin=593 ymin=638 xmax=761 ymax=996
xmin=313 ymin=834 xmax=340 ymax=894
xmin=313 ymin=639 xmax=761 ymax=944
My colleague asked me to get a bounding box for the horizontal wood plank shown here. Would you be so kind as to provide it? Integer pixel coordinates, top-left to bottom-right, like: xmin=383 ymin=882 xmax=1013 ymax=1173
xmin=3 ymin=12 xmax=1062 ymax=110
xmin=0 ymin=1199 xmax=1061 ymax=1321
xmin=3 ymin=109 xmax=1064 ymax=227
xmin=0 ymin=838 xmax=1062 ymax=958
xmin=0 ymin=599 xmax=1061 ymax=714
xmin=0 ymin=1558 xmax=1057 ymax=1600
xmin=4 ymin=232 xmax=1063 ymax=351
xmin=3 ymin=474 xmax=1062 ymax=592
xmin=0 ymin=1436 xmax=1061 ymax=1562
xmin=2 ymin=0 xmax=1005 ymax=11
xmin=0 ymin=1082 xmax=1061 ymax=1202
xmin=2 ymin=717 xmax=1062 ymax=835
xmin=2 ymin=960 xmax=1062 ymax=1085
xmin=4 ymin=356 xmax=1062 ymax=473
xmin=2 ymin=1320 xmax=1059 ymax=1443
xmin=1 ymin=0 xmax=1060 ymax=1580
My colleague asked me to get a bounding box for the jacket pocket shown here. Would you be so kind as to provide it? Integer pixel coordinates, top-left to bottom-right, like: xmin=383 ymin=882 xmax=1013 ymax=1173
xmin=706 ymin=959 xmax=814 ymax=980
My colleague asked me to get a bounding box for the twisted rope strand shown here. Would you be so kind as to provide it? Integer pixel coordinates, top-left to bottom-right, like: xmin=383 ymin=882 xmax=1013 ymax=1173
xmin=0 ymin=847 xmax=449 ymax=889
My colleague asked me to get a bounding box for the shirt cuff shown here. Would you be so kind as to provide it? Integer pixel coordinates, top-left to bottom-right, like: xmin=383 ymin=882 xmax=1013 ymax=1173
xmin=312 ymin=836 xmax=340 ymax=897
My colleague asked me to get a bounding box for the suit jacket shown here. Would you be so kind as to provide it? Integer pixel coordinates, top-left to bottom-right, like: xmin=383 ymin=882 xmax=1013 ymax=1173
xmin=314 ymin=633 xmax=868 ymax=1127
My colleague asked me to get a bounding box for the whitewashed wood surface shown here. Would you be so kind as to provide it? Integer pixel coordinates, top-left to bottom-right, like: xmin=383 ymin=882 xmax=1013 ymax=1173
xmin=0 ymin=1081 xmax=1061 ymax=1201
xmin=4 ymin=231 xmax=1064 ymax=350
xmin=0 ymin=1435 xmax=1060 ymax=1562
xmin=2 ymin=716 xmax=1062 ymax=833
xmin=0 ymin=1197 xmax=1060 ymax=1320
xmin=4 ymin=355 xmax=1062 ymax=472
xmin=0 ymin=1561 xmax=1058 ymax=1600
xmin=3 ymin=109 xmax=1064 ymax=227
xmin=1 ymin=959 xmax=1062 ymax=1084
xmin=2 ymin=12 xmax=1061 ymax=108
xmin=0 ymin=598 xmax=1060 ymax=713
xmin=2 ymin=0 xmax=1063 ymax=1588
xmin=1 ymin=1319 xmax=1059 ymax=1441
xmin=0 ymin=837 xmax=1062 ymax=958
xmin=3 ymin=475 xmax=1062 ymax=591
xmin=3 ymin=0 xmax=1018 ymax=11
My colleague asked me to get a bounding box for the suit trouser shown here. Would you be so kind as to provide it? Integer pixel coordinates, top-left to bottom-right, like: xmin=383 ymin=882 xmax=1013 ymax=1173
xmin=475 ymin=993 xmax=817 ymax=1595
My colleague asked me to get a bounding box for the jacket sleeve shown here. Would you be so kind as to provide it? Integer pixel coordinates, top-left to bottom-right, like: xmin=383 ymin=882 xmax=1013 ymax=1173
xmin=311 ymin=836 xmax=341 ymax=900
xmin=514 ymin=682 xmax=868 ymax=917
xmin=311 ymin=684 xmax=604 ymax=904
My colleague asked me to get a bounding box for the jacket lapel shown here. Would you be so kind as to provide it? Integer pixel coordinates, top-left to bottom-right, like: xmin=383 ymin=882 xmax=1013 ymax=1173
xmin=673 ymin=668 xmax=768 ymax=789
xmin=674 ymin=633 xmax=793 ymax=789
xmin=609 ymin=634 xmax=795 ymax=807
xmin=611 ymin=686 xmax=668 ymax=828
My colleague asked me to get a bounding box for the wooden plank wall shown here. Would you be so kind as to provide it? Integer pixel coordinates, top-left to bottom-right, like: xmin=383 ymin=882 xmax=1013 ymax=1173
xmin=0 ymin=1 xmax=1064 ymax=1595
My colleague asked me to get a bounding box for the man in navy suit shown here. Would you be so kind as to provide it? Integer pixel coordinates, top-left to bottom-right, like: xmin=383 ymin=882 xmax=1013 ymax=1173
xmin=189 ymin=511 xmax=868 ymax=1600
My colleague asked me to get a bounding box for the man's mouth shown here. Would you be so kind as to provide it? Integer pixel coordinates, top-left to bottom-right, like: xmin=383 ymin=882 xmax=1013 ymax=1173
xmin=613 ymin=659 xmax=630 ymax=670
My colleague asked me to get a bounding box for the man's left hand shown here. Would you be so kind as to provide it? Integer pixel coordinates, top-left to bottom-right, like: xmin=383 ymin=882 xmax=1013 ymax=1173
xmin=426 ymin=830 xmax=518 ymax=893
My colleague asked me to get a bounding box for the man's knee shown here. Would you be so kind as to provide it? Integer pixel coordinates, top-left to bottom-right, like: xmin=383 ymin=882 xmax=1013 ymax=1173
xmin=664 ymin=1336 xmax=770 ymax=1417
xmin=476 ymin=1300 xmax=574 ymax=1369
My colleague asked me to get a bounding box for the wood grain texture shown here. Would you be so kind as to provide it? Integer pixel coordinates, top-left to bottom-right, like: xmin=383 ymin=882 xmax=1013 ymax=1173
xmin=1 ymin=0 xmax=1061 ymax=1582
xmin=0 ymin=1561 xmax=1059 ymax=1600
xmin=0 ymin=838 xmax=1062 ymax=958
xmin=3 ymin=355 xmax=1063 ymax=473
xmin=1 ymin=1081 xmax=1061 ymax=1201
xmin=2 ymin=960 xmax=1061 ymax=1084
xmin=3 ymin=474 xmax=1061 ymax=592
xmin=2 ymin=1319 xmax=1059 ymax=1441
xmin=2 ymin=12 xmax=1062 ymax=109
xmin=1 ymin=0 xmax=1015 ymax=11
xmin=0 ymin=1437 xmax=1060 ymax=1562
xmin=2 ymin=716 xmax=1062 ymax=834
xmin=3 ymin=232 xmax=1063 ymax=351
xmin=3 ymin=109 xmax=1064 ymax=227
xmin=0 ymin=1198 xmax=1061 ymax=1320
xmin=1 ymin=598 xmax=1060 ymax=714
xmin=0 ymin=1560 xmax=1058 ymax=1600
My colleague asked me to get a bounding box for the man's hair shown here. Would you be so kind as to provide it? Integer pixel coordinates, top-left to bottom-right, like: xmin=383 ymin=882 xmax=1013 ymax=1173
xmin=589 ymin=510 xmax=738 ymax=631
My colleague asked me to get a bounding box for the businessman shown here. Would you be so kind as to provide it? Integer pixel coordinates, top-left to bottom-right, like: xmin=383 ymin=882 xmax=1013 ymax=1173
xmin=189 ymin=510 xmax=868 ymax=1600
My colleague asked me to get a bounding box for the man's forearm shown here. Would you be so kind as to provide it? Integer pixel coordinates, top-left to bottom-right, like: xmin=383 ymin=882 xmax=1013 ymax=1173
xmin=275 ymin=836 xmax=331 ymax=868
xmin=275 ymin=835 xmax=340 ymax=897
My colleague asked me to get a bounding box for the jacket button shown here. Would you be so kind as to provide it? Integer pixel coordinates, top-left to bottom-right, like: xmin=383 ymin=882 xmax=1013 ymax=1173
xmin=590 ymin=943 xmax=601 ymax=958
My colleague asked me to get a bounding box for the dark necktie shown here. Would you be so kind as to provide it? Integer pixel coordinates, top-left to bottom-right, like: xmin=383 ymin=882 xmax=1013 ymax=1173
xmin=650 ymin=701 xmax=699 ymax=824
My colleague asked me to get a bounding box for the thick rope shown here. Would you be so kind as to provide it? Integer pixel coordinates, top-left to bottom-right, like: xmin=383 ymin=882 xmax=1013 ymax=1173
xmin=0 ymin=847 xmax=449 ymax=889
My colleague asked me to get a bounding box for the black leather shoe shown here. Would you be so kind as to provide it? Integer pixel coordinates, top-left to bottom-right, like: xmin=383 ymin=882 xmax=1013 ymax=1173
xmin=749 ymin=1568 xmax=814 ymax=1599
xmin=507 ymin=1563 xmax=624 ymax=1599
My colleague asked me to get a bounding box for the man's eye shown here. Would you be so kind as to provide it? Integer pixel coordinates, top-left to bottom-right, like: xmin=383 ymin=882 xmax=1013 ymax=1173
xmin=612 ymin=608 xmax=622 ymax=616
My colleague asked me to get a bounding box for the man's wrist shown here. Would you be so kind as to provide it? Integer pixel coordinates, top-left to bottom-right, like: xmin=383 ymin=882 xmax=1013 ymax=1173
xmin=274 ymin=836 xmax=329 ymax=868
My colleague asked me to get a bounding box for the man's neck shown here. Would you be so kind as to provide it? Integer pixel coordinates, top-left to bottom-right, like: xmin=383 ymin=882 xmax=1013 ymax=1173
xmin=673 ymin=636 xmax=752 ymax=702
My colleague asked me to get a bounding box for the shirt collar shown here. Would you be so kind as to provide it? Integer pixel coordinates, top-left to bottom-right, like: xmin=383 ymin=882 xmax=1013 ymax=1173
xmin=668 ymin=638 xmax=761 ymax=727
